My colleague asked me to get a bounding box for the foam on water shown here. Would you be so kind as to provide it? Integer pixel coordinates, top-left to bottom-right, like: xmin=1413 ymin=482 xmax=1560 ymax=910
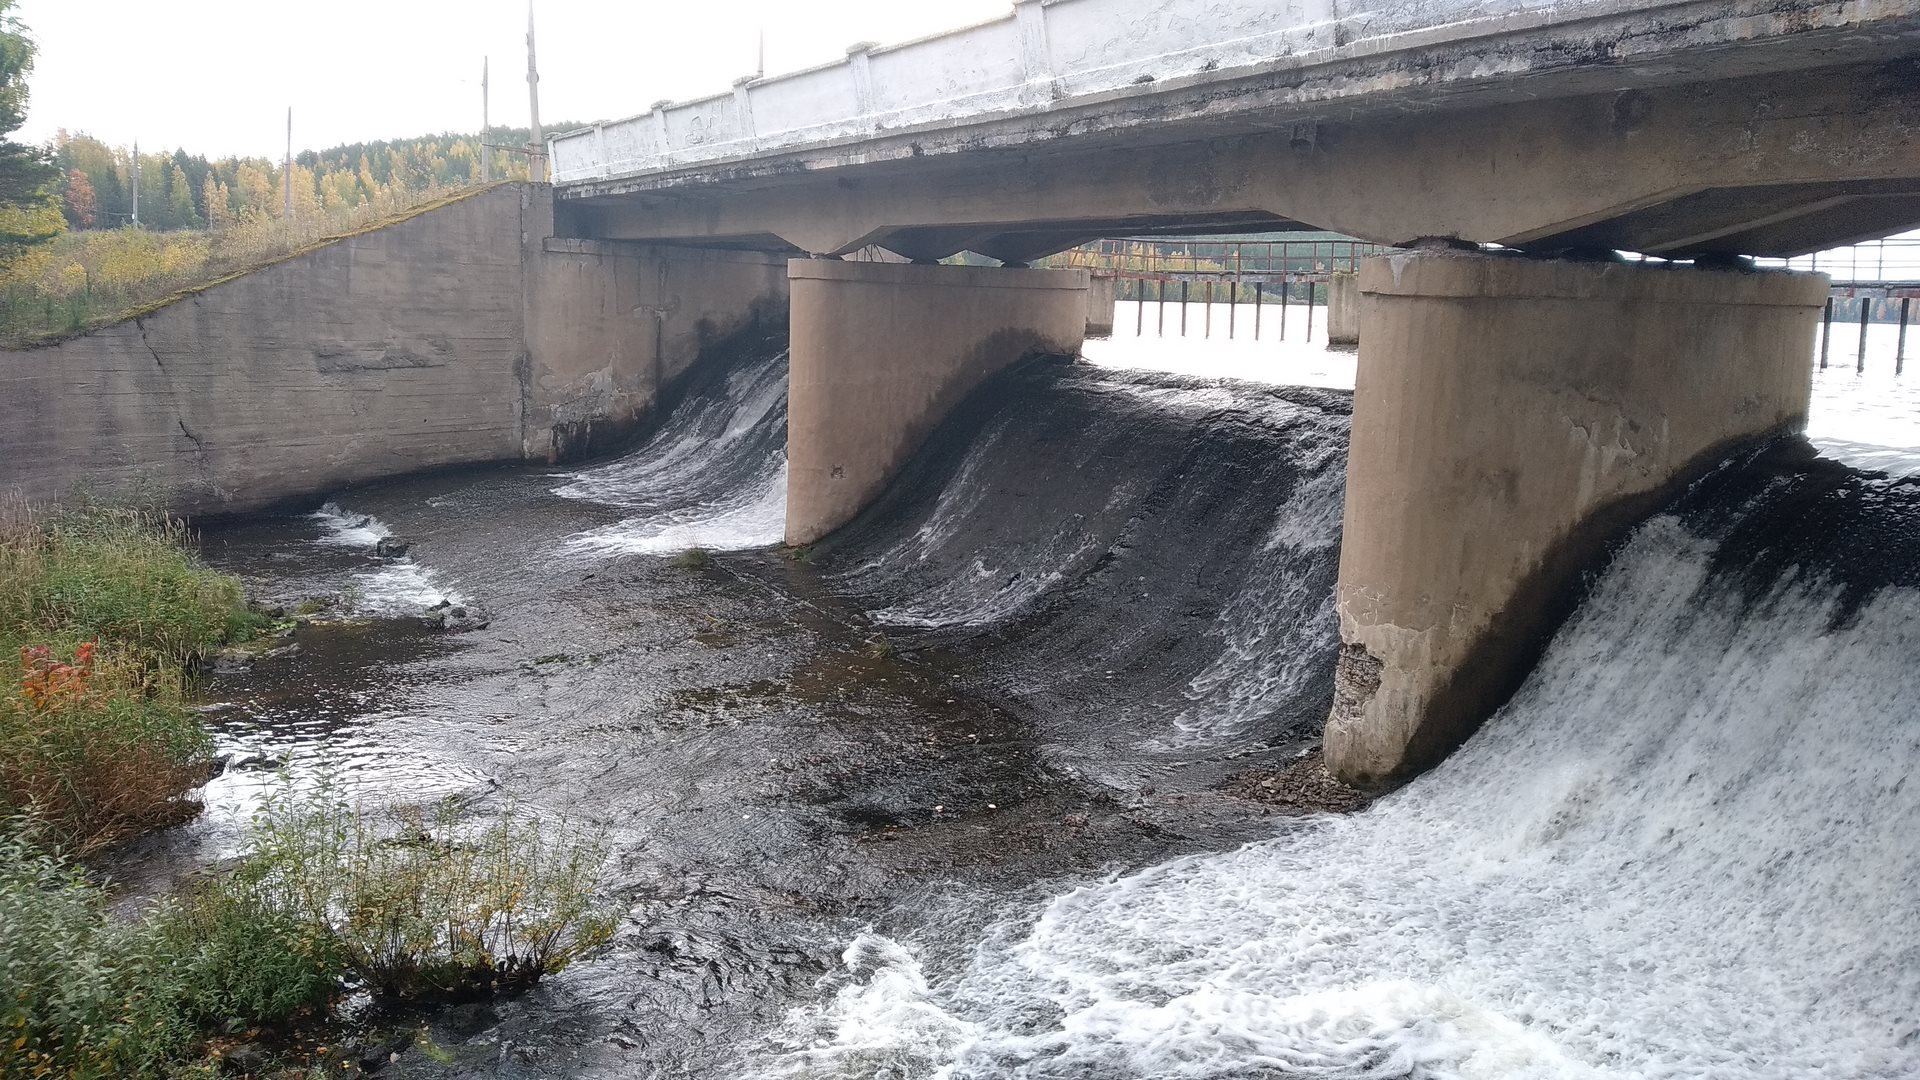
xmin=309 ymin=502 xmax=467 ymax=615
xmin=758 ymin=458 xmax=1920 ymax=1078
xmin=556 ymin=345 xmax=790 ymax=554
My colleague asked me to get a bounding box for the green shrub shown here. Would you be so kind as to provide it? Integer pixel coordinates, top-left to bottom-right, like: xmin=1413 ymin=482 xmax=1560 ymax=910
xmin=142 ymin=876 xmax=343 ymax=1035
xmin=0 ymin=824 xmax=191 ymax=1079
xmin=0 ymin=821 xmax=344 ymax=1078
xmin=245 ymin=782 xmax=617 ymax=1002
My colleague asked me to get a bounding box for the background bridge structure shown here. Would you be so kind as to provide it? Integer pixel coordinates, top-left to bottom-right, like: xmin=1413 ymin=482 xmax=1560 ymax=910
xmin=540 ymin=0 xmax=1920 ymax=788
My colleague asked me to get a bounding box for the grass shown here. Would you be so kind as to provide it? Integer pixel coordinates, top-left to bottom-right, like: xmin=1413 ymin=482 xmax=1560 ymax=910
xmin=0 ymin=499 xmax=265 ymax=664
xmin=0 ymin=502 xmax=617 ymax=1071
xmin=669 ymin=547 xmax=714 ymax=570
xmin=0 ymin=499 xmax=266 ymax=853
xmin=0 ymin=183 xmax=504 ymax=348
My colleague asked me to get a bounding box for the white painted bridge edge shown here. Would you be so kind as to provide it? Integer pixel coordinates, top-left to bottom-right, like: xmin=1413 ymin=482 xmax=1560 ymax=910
xmin=548 ymin=0 xmax=1716 ymax=186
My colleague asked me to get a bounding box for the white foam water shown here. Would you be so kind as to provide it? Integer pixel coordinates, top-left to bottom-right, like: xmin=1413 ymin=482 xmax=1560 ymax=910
xmin=308 ymin=502 xmax=467 ymax=616
xmin=1165 ymin=456 xmax=1345 ymax=744
xmin=555 ymin=347 xmax=790 ymax=555
xmin=755 ymin=514 xmax=1920 ymax=1079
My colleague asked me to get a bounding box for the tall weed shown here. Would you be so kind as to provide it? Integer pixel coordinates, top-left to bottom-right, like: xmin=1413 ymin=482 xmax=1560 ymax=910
xmin=247 ymin=781 xmax=617 ymax=1001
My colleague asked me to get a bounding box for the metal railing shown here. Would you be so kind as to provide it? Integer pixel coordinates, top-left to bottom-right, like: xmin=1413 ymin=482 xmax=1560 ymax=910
xmin=1046 ymin=238 xmax=1386 ymax=342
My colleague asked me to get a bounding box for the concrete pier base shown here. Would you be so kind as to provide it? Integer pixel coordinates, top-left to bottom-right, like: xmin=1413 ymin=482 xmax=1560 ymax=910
xmin=785 ymin=260 xmax=1089 ymax=545
xmin=1326 ymin=272 xmax=1359 ymax=347
xmin=1086 ymin=272 xmax=1118 ymax=338
xmin=1324 ymin=251 xmax=1824 ymax=789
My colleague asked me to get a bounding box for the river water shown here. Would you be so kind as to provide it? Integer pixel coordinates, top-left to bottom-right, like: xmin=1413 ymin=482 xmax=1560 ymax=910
xmin=130 ymin=304 xmax=1918 ymax=1077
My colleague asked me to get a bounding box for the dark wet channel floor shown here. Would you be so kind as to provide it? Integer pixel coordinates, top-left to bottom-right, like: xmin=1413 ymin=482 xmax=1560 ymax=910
xmin=105 ymin=460 xmax=1307 ymax=1078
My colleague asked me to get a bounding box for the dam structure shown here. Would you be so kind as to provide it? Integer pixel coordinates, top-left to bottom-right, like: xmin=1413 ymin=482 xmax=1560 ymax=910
xmin=546 ymin=0 xmax=1920 ymax=787
xmin=4 ymin=0 xmax=1917 ymax=791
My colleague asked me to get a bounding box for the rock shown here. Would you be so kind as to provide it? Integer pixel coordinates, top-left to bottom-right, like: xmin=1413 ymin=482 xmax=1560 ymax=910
xmin=439 ymin=605 xmax=491 ymax=633
xmin=356 ymin=1035 xmax=409 ymax=1071
xmin=375 ymin=537 xmax=411 ymax=557
xmin=435 ymin=1001 xmax=501 ymax=1042
xmin=222 ymin=1041 xmax=272 ymax=1074
xmin=208 ymin=652 xmax=253 ymax=675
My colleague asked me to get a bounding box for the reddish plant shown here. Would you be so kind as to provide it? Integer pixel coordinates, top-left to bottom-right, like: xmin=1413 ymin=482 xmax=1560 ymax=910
xmin=18 ymin=641 xmax=97 ymax=711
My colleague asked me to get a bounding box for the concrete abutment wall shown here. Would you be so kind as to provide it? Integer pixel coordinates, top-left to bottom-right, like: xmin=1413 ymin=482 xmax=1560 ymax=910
xmin=1324 ymin=251 xmax=1824 ymax=789
xmin=785 ymin=260 xmax=1089 ymax=545
xmin=0 ymin=185 xmax=787 ymax=515
xmin=1327 ymin=272 xmax=1359 ymax=347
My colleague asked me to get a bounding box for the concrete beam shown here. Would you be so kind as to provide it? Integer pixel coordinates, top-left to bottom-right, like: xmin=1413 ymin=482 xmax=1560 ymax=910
xmin=785 ymin=260 xmax=1088 ymax=544
xmin=1324 ymin=251 xmax=1823 ymax=789
xmin=565 ymin=58 xmax=1920 ymax=259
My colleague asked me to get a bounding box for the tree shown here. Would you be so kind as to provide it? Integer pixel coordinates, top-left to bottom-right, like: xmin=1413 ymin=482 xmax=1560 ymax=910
xmin=167 ymin=165 xmax=199 ymax=228
xmin=61 ymin=168 xmax=93 ymax=227
xmin=201 ymin=173 xmax=229 ymax=230
xmin=0 ymin=1 xmax=58 ymax=244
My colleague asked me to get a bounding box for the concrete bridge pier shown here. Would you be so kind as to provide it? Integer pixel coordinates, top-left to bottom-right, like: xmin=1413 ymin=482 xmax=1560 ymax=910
xmin=1324 ymin=251 xmax=1825 ymax=790
xmin=785 ymin=260 xmax=1089 ymax=545
xmin=1326 ymin=272 xmax=1360 ymax=347
xmin=1086 ymin=272 xmax=1118 ymax=338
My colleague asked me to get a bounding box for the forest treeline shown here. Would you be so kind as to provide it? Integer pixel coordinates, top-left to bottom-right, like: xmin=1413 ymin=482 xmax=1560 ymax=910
xmin=52 ymin=127 xmax=556 ymax=233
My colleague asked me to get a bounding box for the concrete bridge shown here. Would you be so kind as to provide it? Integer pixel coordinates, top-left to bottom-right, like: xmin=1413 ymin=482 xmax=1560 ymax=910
xmin=541 ymin=0 xmax=1920 ymax=788
xmin=6 ymin=0 xmax=1916 ymax=793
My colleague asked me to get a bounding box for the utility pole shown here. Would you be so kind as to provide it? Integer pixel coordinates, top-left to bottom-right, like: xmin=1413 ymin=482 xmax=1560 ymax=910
xmin=526 ymin=2 xmax=544 ymax=182
xmin=481 ymin=58 xmax=492 ymax=183
xmin=283 ymin=107 xmax=293 ymax=220
xmin=757 ymin=26 xmax=765 ymax=79
xmin=130 ymin=141 xmax=139 ymax=228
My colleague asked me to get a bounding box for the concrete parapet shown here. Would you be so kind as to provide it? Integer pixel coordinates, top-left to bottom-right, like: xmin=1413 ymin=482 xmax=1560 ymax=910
xmin=1326 ymin=272 xmax=1359 ymax=347
xmin=785 ymin=260 xmax=1089 ymax=545
xmin=1324 ymin=251 xmax=1824 ymax=789
xmin=1086 ymin=272 xmax=1117 ymax=338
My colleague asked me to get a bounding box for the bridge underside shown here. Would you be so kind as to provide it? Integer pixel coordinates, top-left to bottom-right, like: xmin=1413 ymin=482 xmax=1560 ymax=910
xmin=544 ymin=13 xmax=1919 ymax=790
xmin=557 ymin=55 xmax=1920 ymax=264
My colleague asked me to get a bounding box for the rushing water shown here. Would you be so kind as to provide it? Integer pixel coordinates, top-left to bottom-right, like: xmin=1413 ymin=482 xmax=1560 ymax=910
xmin=160 ymin=306 xmax=1920 ymax=1077
xmin=819 ymin=358 xmax=1348 ymax=761
xmin=554 ymin=339 xmax=791 ymax=555
xmin=753 ymin=443 xmax=1920 ymax=1080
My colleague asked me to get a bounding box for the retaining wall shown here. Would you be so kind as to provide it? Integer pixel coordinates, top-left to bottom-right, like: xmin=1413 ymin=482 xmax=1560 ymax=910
xmin=0 ymin=185 xmax=787 ymax=514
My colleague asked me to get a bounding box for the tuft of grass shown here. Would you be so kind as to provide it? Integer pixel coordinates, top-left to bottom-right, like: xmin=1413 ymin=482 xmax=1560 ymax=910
xmin=0 ymin=499 xmax=262 ymax=853
xmin=243 ymin=780 xmax=617 ymax=1002
xmin=668 ymin=547 xmax=713 ymax=570
xmin=781 ymin=543 xmax=815 ymax=564
xmin=862 ymin=634 xmax=897 ymax=660
xmin=0 ymin=500 xmax=267 ymax=665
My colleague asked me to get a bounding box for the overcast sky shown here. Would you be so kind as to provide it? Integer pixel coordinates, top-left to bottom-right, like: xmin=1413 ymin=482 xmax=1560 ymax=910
xmin=17 ymin=0 xmax=1013 ymax=160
